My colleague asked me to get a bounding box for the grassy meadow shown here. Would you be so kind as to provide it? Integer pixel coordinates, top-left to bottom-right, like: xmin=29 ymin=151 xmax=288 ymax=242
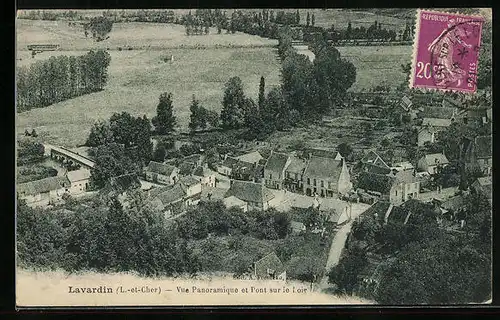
xmin=16 ymin=19 xmax=281 ymax=147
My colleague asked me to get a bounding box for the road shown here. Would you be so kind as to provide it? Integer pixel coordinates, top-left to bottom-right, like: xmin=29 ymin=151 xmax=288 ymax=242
xmin=318 ymin=202 xmax=370 ymax=291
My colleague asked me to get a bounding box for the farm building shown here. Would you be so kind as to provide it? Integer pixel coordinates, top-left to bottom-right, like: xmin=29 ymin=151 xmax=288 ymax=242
xmin=223 ymin=196 xmax=248 ymax=212
xmin=224 ymin=180 xmax=275 ymax=211
xmin=144 ymin=161 xmax=179 ymax=185
xmin=417 ymin=153 xmax=450 ymax=175
xmin=65 ymin=169 xmax=91 ymax=195
xmin=252 ymin=252 xmax=286 ymax=281
xmin=17 ymin=176 xmax=71 ymax=207
xmin=357 ymin=170 xmax=420 ymax=206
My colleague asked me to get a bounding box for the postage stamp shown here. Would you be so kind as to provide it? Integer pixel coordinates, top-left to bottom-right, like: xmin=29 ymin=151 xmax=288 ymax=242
xmin=410 ymin=9 xmax=484 ymax=93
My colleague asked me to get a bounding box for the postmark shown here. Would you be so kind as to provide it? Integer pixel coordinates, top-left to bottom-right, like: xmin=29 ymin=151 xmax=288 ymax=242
xmin=410 ymin=9 xmax=484 ymax=93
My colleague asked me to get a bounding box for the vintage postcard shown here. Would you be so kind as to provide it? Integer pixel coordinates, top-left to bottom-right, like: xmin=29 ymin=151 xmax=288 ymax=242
xmin=15 ymin=8 xmax=492 ymax=307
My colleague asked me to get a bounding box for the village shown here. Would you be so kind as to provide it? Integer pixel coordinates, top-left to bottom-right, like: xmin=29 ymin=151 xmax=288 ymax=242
xmin=16 ymin=87 xmax=492 ymax=290
xmin=15 ymin=9 xmax=492 ymax=304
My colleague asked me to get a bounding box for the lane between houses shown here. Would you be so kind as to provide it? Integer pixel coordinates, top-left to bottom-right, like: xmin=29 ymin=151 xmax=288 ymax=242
xmin=318 ymin=202 xmax=370 ymax=290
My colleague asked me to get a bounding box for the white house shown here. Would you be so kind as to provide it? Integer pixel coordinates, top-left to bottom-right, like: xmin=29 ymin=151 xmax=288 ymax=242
xmin=144 ymin=161 xmax=179 ymax=185
xmin=65 ymin=169 xmax=91 ymax=195
xmin=17 ymin=176 xmax=70 ymax=207
xmin=417 ymin=153 xmax=450 ymax=175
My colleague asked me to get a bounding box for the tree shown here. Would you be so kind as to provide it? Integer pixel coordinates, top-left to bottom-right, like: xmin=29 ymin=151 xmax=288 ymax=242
xmin=90 ymin=143 xmax=136 ymax=189
xmin=220 ymin=76 xmax=246 ymax=129
xmin=152 ymin=92 xmax=176 ymax=135
xmin=313 ymin=46 xmax=356 ymax=114
xmin=336 ymin=142 xmax=353 ymax=159
xmin=295 ymin=9 xmax=300 ymax=24
xmin=306 ymin=12 xmax=310 ymax=26
xmin=311 ymin=13 xmax=315 ymax=27
xmin=86 ymin=120 xmax=114 ymax=147
xmin=346 ymin=21 xmax=352 ymax=40
xmin=109 ymin=112 xmax=138 ymax=148
xmin=88 ymin=16 xmax=113 ymax=41
xmin=258 ymin=76 xmax=266 ymax=110
xmin=17 ymin=139 xmax=45 ymax=165
xmin=328 ymin=245 xmax=368 ymax=294
xmin=288 ymin=256 xmax=323 ymax=282
xmin=189 ymin=94 xmax=202 ymax=132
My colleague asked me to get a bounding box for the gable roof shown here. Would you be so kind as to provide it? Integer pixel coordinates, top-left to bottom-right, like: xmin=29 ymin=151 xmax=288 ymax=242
xmin=224 ymin=180 xmax=275 ymax=204
xmin=421 ymin=153 xmax=450 ymax=166
xmin=235 ymin=151 xmax=263 ymax=164
xmin=392 ymin=161 xmax=414 ymax=171
xmin=392 ymin=170 xmax=419 ymax=184
xmin=193 ymin=166 xmax=213 ymax=178
xmin=361 ymin=150 xmax=390 ymax=169
xmin=421 ymin=106 xmax=456 ymax=119
xmin=146 ymin=161 xmax=177 ymax=176
xmin=17 ymin=176 xmax=70 ymax=196
xmin=156 ymin=183 xmax=187 ymax=205
xmin=474 ymin=136 xmax=492 ymax=159
xmin=178 ymin=161 xmax=197 ymax=175
xmin=221 ymin=156 xmax=240 ymax=168
xmin=182 ymin=153 xmax=203 ymax=164
xmin=146 ymin=185 xmax=174 ymax=198
xmin=306 ymin=148 xmax=339 ymax=159
xmin=254 ymin=252 xmax=285 ymax=278
xmin=357 ymin=172 xmax=396 ymax=194
xmin=303 ymin=156 xmax=343 ymax=181
xmin=223 ymin=195 xmax=247 ymax=208
xmin=422 ymin=118 xmax=452 ymax=127
xmin=440 ymin=195 xmax=467 ymax=211
xmin=264 ymin=152 xmax=290 ymax=173
xmin=285 ymin=156 xmax=307 ymax=175
xmin=179 ymin=175 xmax=201 ymax=187
xmin=66 ymin=169 xmax=91 ymax=183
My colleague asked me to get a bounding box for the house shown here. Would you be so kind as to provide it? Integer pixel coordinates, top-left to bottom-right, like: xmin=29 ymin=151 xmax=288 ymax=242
xmin=144 ymin=161 xmax=179 ymax=185
xmin=359 ymin=200 xmax=423 ymax=226
xmin=252 ymin=252 xmax=286 ymax=281
xmin=223 ymin=195 xmax=248 ymax=212
xmin=193 ymin=166 xmax=216 ymax=188
xmin=224 ymin=180 xmax=275 ymax=211
xmin=284 ymin=156 xmax=308 ymax=192
xmin=472 ymin=176 xmax=492 ymax=201
xmin=417 ymin=153 xmax=450 ymax=175
xmin=263 ymin=152 xmax=291 ymax=189
xmin=417 ymin=126 xmax=440 ymax=147
xmin=179 ymin=175 xmax=202 ymax=206
xmin=360 ymin=150 xmax=392 ymax=175
xmin=357 ymin=170 xmax=420 ymax=205
xmin=290 ymin=220 xmax=306 ymax=234
xmin=17 ymin=176 xmax=71 ymax=207
xmin=302 ymin=156 xmax=352 ymax=197
xmin=421 ymin=117 xmax=452 ymax=128
xmin=463 ymin=136 xmax=492 ymax=176
xmin=217 ymin=156 xmax=239 ymax=176
xmin=391 ymin=161 xmax=414 ymax=172
xmin=234 ymin=151 xmax=263 ymax=166
xmin=420 ymin=106 xmax=457 ymax=120
xmin=104 ymin=173 xmax=142 ymax=207
xmin=65 ymin=169 xmax=91 ymax=195
xmin=154 ymin=183 xmax=188 ymax=216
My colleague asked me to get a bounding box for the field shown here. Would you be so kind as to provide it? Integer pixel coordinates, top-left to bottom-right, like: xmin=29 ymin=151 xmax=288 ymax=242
xmin=16 ymin=20 xmax=281 ymax=147
xmin=337 ymin=45 xmax=412 ymax=91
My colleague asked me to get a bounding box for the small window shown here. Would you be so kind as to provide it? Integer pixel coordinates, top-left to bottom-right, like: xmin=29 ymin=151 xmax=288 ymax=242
xmin=395 ymin=190 xmax=398 ymax=196
xmin=313 ymin=179 xmax=317 ymax=186
xmin=270 ymin=173 xmax=273 ymax=180
xmin=321 ymin=180 xmax=324 ymax=188
xmin=307 ymin=178 xmax=311 ymax=185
